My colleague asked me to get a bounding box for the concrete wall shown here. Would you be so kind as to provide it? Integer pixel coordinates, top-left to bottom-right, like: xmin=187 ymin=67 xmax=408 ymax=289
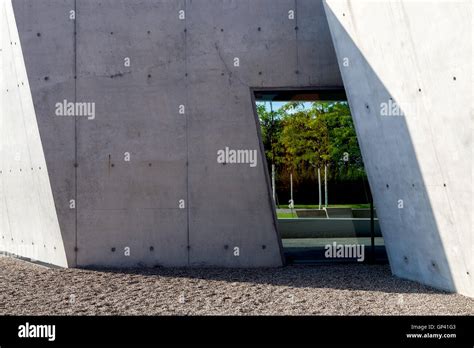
xmin=2 ymin=0 xmax=471 ymax=297
xmin=0 ymin=0 xmax=68 ymax=266
xmin=324 ymin=0 xmax=472 ymax=296
xmin=278 ymin=218 xmax=382 ymax=239
xmin=3 ymin=0 xmax=342 ymax=268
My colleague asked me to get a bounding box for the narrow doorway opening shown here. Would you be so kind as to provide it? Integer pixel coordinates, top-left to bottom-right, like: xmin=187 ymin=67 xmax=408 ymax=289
xmin=254 ymin=89 xmax=387 ymax=264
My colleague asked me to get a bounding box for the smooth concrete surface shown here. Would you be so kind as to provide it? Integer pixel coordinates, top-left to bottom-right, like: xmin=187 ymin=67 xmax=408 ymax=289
xmin=278 ymin=218 xmax=382 ymax=238
xmin=2 ymin=0 xmax=342 ymax=268
xmin=324 ymin=207 xmax=352 ymax=218
xmin=324 ymin=0 xmax=472 ymax=296
xmin=295 ymin=209 xmax=328 ymax=218
xmin=1 ymin=0 xmax=471 ymax=297
xmin=0 ymin=0 xmax=68 ymax=266
xmin=352 ymin=209 xmax=377 ymax=219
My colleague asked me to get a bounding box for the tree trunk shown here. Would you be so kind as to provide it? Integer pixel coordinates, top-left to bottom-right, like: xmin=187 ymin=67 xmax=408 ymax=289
xmin=290 ymin=173 xmax=293 ymax=206
xmin=324 ymin=164 xmax=328 ymax=208
xmin=318 ymin=168 xmax=321 ymax=209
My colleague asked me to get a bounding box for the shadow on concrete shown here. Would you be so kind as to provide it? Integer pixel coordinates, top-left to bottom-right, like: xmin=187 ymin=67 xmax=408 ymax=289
xmin=66 ymin=3 xmax=456 ymax=297
xmin=322 ymin=4 xmax=455 ymax=293
xmin=88 ymin=6 xmax=457 ymax=296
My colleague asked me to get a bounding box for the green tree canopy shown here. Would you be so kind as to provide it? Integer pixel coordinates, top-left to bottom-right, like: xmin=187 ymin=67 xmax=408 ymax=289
xmin=257 ymin=101 xmax=365 ymax=182
xmin=279 ymin=103 xmax=330 ymax=181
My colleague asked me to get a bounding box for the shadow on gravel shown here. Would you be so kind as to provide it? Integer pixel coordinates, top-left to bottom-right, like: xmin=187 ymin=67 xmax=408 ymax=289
xmin=88 ymin=264 xmax=448 ymax=295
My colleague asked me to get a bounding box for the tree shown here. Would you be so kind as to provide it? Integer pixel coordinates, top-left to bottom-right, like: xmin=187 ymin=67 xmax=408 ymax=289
xmin=256 ymin=100 xmax=366 ymax=206
xmin=279 ymin=104 xmax=330 ymax=179
xmin=257 ymin=102 xmax=284 ymax=167
xmin=312 ymin=102 xmax=365 ymax=181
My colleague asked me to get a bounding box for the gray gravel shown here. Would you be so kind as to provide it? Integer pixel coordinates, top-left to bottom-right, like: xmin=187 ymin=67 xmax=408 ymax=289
xmin=0 ymin=256 xmax=472 ymax=315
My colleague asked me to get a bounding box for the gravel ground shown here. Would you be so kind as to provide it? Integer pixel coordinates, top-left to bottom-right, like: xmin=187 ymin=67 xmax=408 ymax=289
xmin=0 ymin=256 xmax=472 ymax=315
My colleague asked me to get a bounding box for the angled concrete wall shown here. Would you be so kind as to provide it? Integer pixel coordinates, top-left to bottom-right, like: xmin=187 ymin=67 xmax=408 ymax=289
xmin=0 ymin=0 xmax=68 ymax=266
xmin=1 ymin=0 xmax=471 ymax=297
xmin=324 ymin=0 xmax=472 ymax=297
xmin=2 ymin=0 xmax=342 ymax=268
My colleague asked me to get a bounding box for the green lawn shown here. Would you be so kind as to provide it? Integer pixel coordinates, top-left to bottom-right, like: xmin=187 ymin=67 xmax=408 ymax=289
xmin=276 ymin=203 xmax=371 ymax=219
xmin=277 ymin=212 xmax=298 ymax=218
xmin=277 ymin=203 xmax=370 ymax=209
